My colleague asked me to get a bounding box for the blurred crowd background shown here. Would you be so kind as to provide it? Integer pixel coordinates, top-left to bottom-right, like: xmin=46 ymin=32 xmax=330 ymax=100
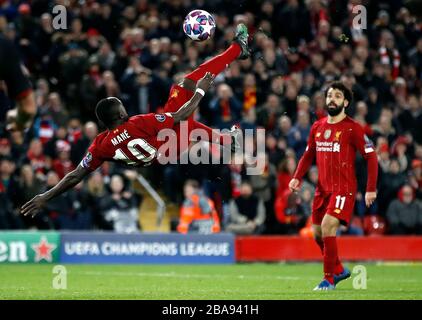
xmin=1 ymin=0 xmax=422 ymax=235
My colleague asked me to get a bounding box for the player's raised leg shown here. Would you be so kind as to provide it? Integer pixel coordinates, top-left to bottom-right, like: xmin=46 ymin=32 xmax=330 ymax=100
xmin=183 ymin=23 xmax=249 ymax=86
xmin=183 ymin=23 xmax=248 ymax=151
xmin=165 ymin=23 xmax=250 ymax=114
xmin=164 ymin=24 xmax=249 ymax=153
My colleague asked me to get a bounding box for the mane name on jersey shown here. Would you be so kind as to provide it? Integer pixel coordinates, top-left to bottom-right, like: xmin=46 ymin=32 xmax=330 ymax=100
xmin=111 ymin=129 xmax=131 ymax=146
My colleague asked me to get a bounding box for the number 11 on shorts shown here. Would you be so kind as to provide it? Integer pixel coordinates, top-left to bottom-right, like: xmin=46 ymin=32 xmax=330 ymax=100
xmin=335 ymin=195 xmax=346 ymax=210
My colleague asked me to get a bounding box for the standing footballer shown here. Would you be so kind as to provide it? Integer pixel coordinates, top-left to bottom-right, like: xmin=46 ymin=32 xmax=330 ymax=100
xmin=289 ymin=81 xmax=378 ymax=290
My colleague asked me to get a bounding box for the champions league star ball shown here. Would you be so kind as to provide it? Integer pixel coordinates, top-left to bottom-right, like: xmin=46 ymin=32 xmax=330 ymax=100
xmin=183 ymin=10 xmax=216 ymax=41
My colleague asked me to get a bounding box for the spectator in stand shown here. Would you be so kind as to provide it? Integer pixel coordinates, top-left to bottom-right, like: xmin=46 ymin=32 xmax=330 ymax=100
xmin=17 ymin=165 xmax=45 ymax=228
xmin=273 ymin=115 xmax=292 ymax=140
xmin=41 ymin=171 xmax=72 ymax=229
xmin=409 ymin=159 xmax=422 ymax=199
xmin=398 ymin=94 xmax=422 ymax=144
xmin=32 ymin=108 xmax=57 ymax=145
xmin=365 ymin=87 xmax=383 ymax=125
xmin=0 ymin=156 xmax=23 ymax=229
xmin=354 ymin=101 xmax=374 ymax=137
xmin=287 ymin=110 xmax=311 ymax=158
xmin=46 ymin=92 xmax=69 ymax=128
xmin=85 ymin=171 xmax=108 ymax=230
xmin=0 ymin=137 xmax=11 ymax=158
xmin=209 ymin=83 xmax=242 ymax=128
xmin=276 ymin=155 xmax=297 ymax=200
xmin=71 ymin=121 xmax=99 ymax=166
xmin=372 ymin=109 xmax=399 ymax=145
xmin=386 ymin=184 xmax=422 ymax=234
xmin=378 ymin=158 xmax=408 ymax=215
xmin=52 ymin=140 xmax=75 ymax=179
xmin=99 ymin=174 xmax=142 ymax=233
xmin=390 ymin=136 xmax=410 ymax=172
xmin=25 ymin=138 xmax=50 ymax=176
xmin=226 ymin=181 xmax=266 ymax=235
xmin=177 ymin=180 xmax=221 ymax=234
xmin=274 ymin=189 xmax=307 ymax=234
xmin=18 ymin=164 xmax=44 ymax=209
xmin=256 ymin=93 xmax=283 ymax=131
xmin=265 ymin=134 xmax=285 ymax=169
xmin=312 ymin=91 xmax=327 ymax=120
xmin=248 ymin=153 xmax=277 ymax=231
xmin=0 ymin=35 xmax=36 ymax=131
xmin=43 ymin=126 xmax=68 ymax=160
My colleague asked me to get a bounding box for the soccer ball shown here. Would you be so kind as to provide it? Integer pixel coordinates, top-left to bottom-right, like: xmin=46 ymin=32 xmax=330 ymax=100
xmin=183 ymin=10 xmax=216 ymax=41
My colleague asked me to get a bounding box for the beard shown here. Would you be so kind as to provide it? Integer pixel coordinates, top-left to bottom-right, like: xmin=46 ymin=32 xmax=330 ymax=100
xmin=326 ymin=102 xmax=345 ymax=116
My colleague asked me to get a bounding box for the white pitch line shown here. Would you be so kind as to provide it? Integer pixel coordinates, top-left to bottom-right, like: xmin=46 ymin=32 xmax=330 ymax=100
xmin=75 ymin=271 xmax=302 ymax=281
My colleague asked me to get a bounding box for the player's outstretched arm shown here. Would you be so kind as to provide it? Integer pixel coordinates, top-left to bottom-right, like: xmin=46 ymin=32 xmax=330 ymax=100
xmin=21 ymin=164 xmax=91 ymax=218
xmin=171 ymin=72 xmax=215 ymax=123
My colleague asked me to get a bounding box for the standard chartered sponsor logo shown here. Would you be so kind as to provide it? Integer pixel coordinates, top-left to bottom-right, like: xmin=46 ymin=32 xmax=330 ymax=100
xmin=316 ymin=141 xmax=341 ymax=152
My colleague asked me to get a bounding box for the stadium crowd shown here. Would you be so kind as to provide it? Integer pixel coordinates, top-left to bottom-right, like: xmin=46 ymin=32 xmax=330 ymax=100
xmin=1 ymin=0 xmax=422 ymax=235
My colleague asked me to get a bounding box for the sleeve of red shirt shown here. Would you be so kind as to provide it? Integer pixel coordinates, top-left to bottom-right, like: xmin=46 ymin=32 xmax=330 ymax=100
xmin=351 ymin=122 xmax=379 ymax=192
xmin=293 ymin=122 xmax=317 ymax=181
xmin=80 ymin=138 xmax=104 ymax=171
xmin=133 ymin=113 xmax=175 ymax=135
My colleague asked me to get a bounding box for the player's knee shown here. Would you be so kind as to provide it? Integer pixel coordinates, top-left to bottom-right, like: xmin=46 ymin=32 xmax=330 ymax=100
xmin=321 ymin=220 xmax=337 ymax=236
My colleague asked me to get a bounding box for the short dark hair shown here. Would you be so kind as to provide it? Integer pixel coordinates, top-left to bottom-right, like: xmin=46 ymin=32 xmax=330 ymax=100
xmin=184 ymin=179 xmax=199 ymax=189
xmin=325 ymin=81 xmax=353 ymax=103
xmin=95 ymin=97 xmax=122 ymax=128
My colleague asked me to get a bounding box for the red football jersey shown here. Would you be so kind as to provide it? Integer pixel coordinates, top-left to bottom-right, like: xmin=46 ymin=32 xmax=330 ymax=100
xmin=80 ymin=113 xmax=175 ymax=170
xmin=293 ymin=116 xmax=378 ymax=193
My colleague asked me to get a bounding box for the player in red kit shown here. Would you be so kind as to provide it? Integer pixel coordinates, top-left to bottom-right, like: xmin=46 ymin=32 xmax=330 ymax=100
xmin=20 ymin=24 xmax=250 ymax=218
xmin=289 ymin=81 xmax=378 ymax=290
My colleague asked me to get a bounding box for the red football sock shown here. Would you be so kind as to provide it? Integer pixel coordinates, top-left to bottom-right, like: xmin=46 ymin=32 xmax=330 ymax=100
xmin=316 ymin=237 xmax=343 ymax=274
xmin=191 ymin=120 xmax=231 ymax=146
xmin=323 ymin=236 xmax=338 ymax=284
xmin=185 ymin=44 xmax=241 ymax=81
xmin=334 ymin=259 xmax=344 ymax=275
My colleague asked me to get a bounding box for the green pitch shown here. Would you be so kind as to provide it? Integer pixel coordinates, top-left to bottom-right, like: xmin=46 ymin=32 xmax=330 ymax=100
xmin=1 ymin=263 xmax=421 ymax=300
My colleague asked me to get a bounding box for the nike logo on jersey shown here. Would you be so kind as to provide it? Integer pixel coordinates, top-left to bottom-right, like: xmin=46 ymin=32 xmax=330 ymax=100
xmin=111 ymin=129 xmax=131 ymax=146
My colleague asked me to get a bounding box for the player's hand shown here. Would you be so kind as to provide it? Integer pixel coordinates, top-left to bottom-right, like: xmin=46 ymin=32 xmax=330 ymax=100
xmin=196 ymin=72 xmax=215 ymax=92
xmin=288 ymin=178 xmax=300 ymax=192
xmin=365 ymin=191 xmax=377 ymax=207
xmin=21 ymin=194 xmax=47 ymax=218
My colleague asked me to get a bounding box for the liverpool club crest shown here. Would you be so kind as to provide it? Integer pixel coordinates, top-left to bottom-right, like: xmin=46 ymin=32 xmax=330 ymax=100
xmin=324 ymin=129 xmax=331 ymax=140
